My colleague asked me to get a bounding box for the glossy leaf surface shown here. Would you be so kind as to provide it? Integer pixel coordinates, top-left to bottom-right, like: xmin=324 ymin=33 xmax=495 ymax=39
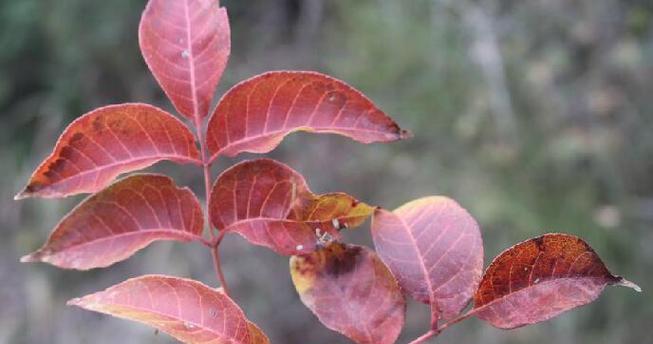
xmin=371 ymin=196 xmax=483 ymax=323
xmin=206 ymin=71 xmax=410 ymax=161
xmin=68 ymin=275 xmax=269 ymax=344
xmin=209 ymin=159 xmax=374 ymax=255
xmin=290 ymin=243 xmax=405 ymax=344
xmin=473 ymin=233 xmax=641 ymax=329
xmin=16 ymin=104 xmax=200 ymax=199
xmin=21 ymin=174 xmax=204 ymax=270
xmin=139 ymin=0 xmax=230 ymax=121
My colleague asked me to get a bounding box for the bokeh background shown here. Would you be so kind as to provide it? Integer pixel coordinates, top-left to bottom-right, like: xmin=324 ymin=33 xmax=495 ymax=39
xmin=1 ymin=0 xmax=652 ymax=343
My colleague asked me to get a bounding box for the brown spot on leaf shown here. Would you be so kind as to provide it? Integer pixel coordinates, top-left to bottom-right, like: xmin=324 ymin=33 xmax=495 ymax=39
xmin=323 ymin=243 xmax=361 ymax=277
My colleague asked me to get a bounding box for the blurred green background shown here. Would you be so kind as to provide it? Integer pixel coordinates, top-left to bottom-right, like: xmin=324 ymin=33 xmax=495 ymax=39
xmin=1 ymin=0 xmax=651 ymax=343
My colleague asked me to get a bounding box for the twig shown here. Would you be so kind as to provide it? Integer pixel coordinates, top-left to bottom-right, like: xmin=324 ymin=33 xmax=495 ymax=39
xmin=408 ymin=309 xmax=478 ymax=344
xmin=193 ymin=114 xmax=231 ymax=295
xmin=211 ymin=241 xmax=231 ymax=296
xmin=408 ymin=329 xmax=439 ymax=344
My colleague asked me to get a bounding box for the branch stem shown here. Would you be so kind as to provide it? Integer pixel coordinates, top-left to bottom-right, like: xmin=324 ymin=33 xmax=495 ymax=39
xmin=202 ymin=163 xmax=214 ymax=236
xmin=408 ymin=329 xmax=439 ymax=344
xmin=193 ymin=117 xmax=215 ymax=239
xmin=211 ymin=239 xmax=231 ymax=295
xmin=193 ymin=116 xmax=230 ymax=294
xmin=408 ymin=309 xmax=477 ymax=344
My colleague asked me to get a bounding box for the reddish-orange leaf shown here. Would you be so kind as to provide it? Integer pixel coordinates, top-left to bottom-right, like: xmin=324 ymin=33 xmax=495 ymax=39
xmin=472 ymin=233 xmax=641 ymax=329
xmin=68 ymin=275 xmax=269 ymax=344
xmin=290 ymin=243 xmax=405 ymax=344
xmin=21 ymin=174 xmax=204 ymax=270
xmin=15 ymin=104 xmax=201 ymax=199
xmin=209 ymin=159 xmax=374 ymax=255
xmin=206 ymin=71 xmax=411 ymax=161
xmin=139 ymin=0 xmax=230 ymax=121
xmin=371 ymin=196 xmax=483 ymax=325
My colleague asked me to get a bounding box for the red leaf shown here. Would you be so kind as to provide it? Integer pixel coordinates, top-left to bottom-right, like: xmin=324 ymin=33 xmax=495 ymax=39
xmin=206 ymin=71 xmax=411 ymax=161
xmin=209 ymin=159 xmax=374 ymax=255
xmin=21 ymin=174 xmax=204 ymax=270
xmin=371 ymin=196 xmax=483 ymax=324
xmin=472 ymin=233 xmax=641 ymax=329
xmin=290 ymin=243 xmax=405 ymax=344
xmin=16 ymin=104 xmax=201 ymax=199
xmin=139 ymin=0 xmax=230 ymax=121
xmin=68 ymin=275 xmax=269 ymax=344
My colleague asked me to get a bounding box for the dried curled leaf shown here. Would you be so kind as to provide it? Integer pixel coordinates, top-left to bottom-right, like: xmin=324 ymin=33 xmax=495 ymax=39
xmin=21 ymin=174 xmax=204 ymax=270
xmin=371 ymin=196 xmax=483 ymax=324
xmin=16 ymin=103 xmax=200 ymax=199
xmin=209 ymin=159 xmax=374 ymax=255
xmin=290 ymin=243 xmax=405 ymax=344
xmin=206 ymin=71 xmax=411 ymax=161
xmin=473 ymin=233 xmax=641 ymax=329
xmin=139 ymin=0 xmax=230 ymax=121
xmin=68 ymin=275 xmax=269 ymax=344
xmin=287 ymin=192 xmax=374 ymax=230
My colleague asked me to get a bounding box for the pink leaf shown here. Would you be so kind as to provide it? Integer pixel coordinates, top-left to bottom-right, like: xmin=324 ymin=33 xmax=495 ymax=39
xmin=290 ymin=243 xmax=405 ymax=344
xmin=371 ymin=196 xmax=483 ymax=325
xmin=69 ymin=275 xmax=269 ymax=344
xmin=139 ymin=0 xmax=230 ymax=121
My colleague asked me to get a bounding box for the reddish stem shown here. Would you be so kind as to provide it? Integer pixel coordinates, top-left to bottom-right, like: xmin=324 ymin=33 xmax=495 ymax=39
xmin=211 ymin=241 xmax=231 ymax=295
xmin=202 ymin=163 xmax=214 ymax=236
xmin=193 ymin=118 xmax=215 ymax=239
xmin=408 ymin=329 xmax=439 ymax=344
xmin=437 ymin=311 xmax=475 ymax=332
xmin=193 ymin=116 xmax=231 ymax=295
xmin=408 ymin=309 xmax=477 ymax=344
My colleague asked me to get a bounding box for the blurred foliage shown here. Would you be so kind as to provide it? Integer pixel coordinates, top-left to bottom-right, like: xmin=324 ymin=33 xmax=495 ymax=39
xmin=1 ymin=0 xmax=652 ymax=343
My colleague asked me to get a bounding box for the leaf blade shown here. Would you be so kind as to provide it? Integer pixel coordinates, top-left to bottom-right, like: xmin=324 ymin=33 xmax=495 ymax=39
xmin=371 ymin=196 xmax=483 ymax=324
xmin=16 ymin=103 xmax=201 ymax=199
xmin=209 ymin=159 xmax=374 ymax=255
xmin=139 ymin=0 xmax=230 ymax=121
xmin=21 ymin=174 xmax=204 ymax=270
xmin=206 ymin=71 xmax=410 ymax=161
xmin=290 ymin=243 xmax=405 ymax=344
xmin=68 ymin=275 xmax=269 ymax=344
xmin=472 ymin=233 xmax=640 ymax=329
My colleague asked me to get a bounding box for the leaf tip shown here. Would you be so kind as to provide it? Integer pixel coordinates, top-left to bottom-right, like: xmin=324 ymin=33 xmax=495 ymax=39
xmin=399 ymin=128 xmax=413 ymax=140
xmin=616 ymin=278 xmax=642 ymax=292
xmin=14 ymin=189 xmax=29 ymax=200
xmin=66 ymin=297 xmax=84 ymax=307
xmin=19 ymin=253 xmax=38 ymax=263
